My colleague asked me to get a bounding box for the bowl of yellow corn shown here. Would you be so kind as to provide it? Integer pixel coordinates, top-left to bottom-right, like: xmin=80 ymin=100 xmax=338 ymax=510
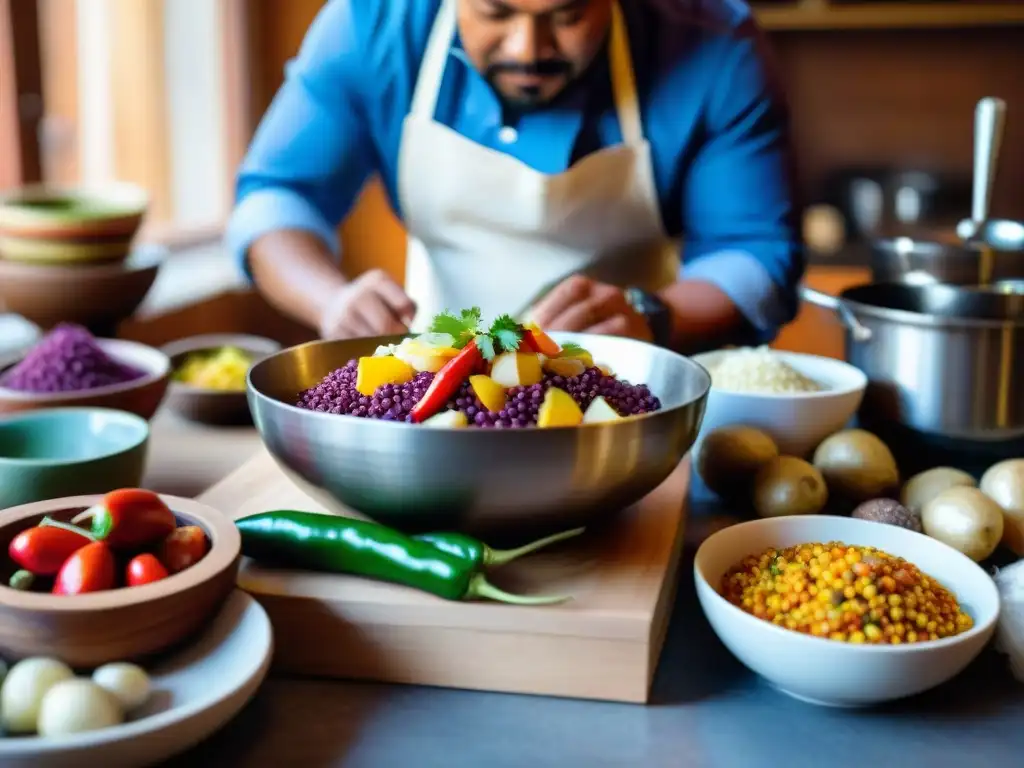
xmin=694 ymin=515 xmax=999 ymax=707
xmin=162 ymin=334 xmax=281 ymax=425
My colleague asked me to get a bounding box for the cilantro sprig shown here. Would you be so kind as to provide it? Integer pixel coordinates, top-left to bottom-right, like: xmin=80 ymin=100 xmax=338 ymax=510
xmin=428 ymin=307 xmax=484 ymax=349
xmin=426 ymin=308 xmax=525 ymax=361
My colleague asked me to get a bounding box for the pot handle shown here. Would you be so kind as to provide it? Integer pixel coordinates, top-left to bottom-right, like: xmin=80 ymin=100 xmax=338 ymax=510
xmin=799 ymin=286 xmax=873 ymax=343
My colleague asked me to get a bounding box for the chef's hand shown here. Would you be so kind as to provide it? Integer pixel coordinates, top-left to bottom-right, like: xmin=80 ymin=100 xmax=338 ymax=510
xmin=318 ymin=269 xmax=417 ymax=339
xmin=529 ymin=276 xmax=653 ymax=341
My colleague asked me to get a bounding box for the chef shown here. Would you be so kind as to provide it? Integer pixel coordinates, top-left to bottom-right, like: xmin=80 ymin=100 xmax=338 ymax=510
xmin=227 ymin=0 xmax=803 ymax=351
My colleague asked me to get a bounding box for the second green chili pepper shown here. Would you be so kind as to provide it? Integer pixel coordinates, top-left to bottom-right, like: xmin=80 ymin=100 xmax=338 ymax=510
xmin=235 ymin=510 xmax=570 ymax=605
xmin=413 ymin=527 xmax=585 ymax=568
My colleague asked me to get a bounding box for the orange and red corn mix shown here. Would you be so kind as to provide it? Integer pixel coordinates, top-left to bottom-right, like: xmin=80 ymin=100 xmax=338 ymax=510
xmin=720 ymin=541 xmax=974 ymax=645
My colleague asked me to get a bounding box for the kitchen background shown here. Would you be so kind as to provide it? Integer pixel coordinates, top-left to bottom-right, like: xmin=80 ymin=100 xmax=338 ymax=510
xmin=2 ymin=0 xmax=1023 ymax=357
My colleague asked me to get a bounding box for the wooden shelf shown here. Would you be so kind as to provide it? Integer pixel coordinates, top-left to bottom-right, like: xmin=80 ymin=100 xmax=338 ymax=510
xmin=754 ymin=1 xmax=1024 ymax=31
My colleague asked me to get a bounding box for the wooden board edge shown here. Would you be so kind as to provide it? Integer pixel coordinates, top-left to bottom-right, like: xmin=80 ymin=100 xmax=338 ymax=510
xmin=255 ymin=592 xmax=654 ymax=704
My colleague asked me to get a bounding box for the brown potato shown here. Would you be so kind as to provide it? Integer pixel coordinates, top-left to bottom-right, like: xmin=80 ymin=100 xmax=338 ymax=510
xmin=812 ymin=429 xmax=899 ymax=502
xmin=696 ymin=426 xmax=779 ymax=500
xmin=752 ymin=456 xmax=829 ymax=518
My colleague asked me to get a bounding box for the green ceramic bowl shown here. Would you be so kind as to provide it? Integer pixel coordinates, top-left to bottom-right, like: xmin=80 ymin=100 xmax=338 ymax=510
xmin=0 ymin=407 xmax=150 ymax=510
xmin=0 ymin=183 xmax=148 ymax=265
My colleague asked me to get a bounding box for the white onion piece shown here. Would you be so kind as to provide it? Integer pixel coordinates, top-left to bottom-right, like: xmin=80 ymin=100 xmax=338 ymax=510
xmin=37 ymin=679 xmax=123 ymax=737
xmin=0 ymin=657 xmax=74 ymax=734
xmin=92 ymin=663 xmax=152 ymax=712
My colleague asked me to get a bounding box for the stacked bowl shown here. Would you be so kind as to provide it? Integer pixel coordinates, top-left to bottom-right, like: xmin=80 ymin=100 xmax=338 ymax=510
xmin=0 ymin=183 xmax=163 ymax=334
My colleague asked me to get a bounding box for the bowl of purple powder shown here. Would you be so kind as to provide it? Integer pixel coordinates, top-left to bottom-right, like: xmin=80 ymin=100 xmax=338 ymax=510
xmin=0 ymin=324 xmax=171 ymax=420
xmin=245 ymin=326 xmax=711 ymax=539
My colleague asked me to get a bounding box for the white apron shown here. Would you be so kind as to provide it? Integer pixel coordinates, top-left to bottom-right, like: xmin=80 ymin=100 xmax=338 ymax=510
xmin=397 ymin=0 xmax=678 ymax=332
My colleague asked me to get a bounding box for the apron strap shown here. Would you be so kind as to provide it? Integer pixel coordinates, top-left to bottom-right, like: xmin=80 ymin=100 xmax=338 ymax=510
xmin=609 ymin=1 xmax=644 ymax=146
xmin=410 ymin=0 xmax=458 ymax=119
xmin=411 ymin=0 xmax=644 ymax=145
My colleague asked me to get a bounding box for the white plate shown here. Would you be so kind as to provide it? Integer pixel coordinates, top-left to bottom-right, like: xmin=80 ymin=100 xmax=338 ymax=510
xmin=0 ymin=590 xmax=272 ymax=767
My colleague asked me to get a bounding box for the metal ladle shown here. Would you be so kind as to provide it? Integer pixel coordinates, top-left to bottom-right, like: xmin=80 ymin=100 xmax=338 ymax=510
xmin=956 ymin=98 xmax=1007 ymax=285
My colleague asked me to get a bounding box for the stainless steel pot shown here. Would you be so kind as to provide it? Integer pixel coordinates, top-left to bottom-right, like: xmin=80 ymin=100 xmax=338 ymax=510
xmin=871 ymin=224 xmax=1024 ymax=286
xmin=802 ymin=282 xmax=1024 ymax=441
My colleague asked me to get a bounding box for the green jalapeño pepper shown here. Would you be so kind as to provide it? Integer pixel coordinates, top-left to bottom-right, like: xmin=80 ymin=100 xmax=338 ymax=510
xmin=235 ymin=510 xmax=570 ymax=605
xmin=413 ymin=527 xmax=585 ymax=569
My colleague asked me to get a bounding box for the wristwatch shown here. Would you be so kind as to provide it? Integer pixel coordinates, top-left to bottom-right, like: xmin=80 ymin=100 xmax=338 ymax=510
xmin=623 ymin=287 xmax=673 ymax=347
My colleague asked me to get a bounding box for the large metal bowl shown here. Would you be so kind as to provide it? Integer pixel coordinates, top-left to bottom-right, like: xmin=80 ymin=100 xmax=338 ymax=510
xmin=245 ymin=332 xmax=710 ymax=540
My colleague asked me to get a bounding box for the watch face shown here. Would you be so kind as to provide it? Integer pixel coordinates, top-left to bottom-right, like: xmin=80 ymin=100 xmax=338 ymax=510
xmin=625 ymin=288 xmax=671 ymax=346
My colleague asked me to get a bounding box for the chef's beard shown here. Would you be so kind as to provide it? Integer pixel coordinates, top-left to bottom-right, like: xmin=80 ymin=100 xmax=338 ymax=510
xmin=484 ymin=59 xmax=574 ymax=111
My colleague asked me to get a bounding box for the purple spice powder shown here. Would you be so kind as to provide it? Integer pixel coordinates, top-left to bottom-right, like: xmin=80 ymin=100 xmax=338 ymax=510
xmin=0 ymin=323 xmax=147 ymax=394
xmin=295 ymin=359 xmax=661 ymax=428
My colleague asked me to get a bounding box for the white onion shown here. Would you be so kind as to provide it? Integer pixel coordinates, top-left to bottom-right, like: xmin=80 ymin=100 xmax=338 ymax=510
xmin=37 ymin=679 xmax=123 ymax=737
xmin=0 ymin=657 xmax=74 ymax=734
xmin=92 ymin=662 xmax=152 ymax=712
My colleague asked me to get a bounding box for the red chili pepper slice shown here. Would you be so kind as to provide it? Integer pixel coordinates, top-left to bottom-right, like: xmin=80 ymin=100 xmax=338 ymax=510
xmin=157 ymin=526 xmax=210 ymax=574
xmin=84 ymin=488 xmax=177 ymax=550
xmin=126 ymin=553 xmax=170 ymax=587
xmin=521 ymin=326 xmax=561 ymax=357
xmin=8 ymin=525 xmax=92 ymax=576
xmin=52 ymin=541 xmax=116 ymax=595
xmin=409 ymin=340 xmax=482 ymax=423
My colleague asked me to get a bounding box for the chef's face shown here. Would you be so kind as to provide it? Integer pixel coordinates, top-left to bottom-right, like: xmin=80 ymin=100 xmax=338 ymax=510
xmin=458 ymin=0 xmax=612 ymax=110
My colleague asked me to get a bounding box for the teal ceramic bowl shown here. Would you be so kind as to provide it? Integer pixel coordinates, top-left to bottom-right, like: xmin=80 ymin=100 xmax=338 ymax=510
xmin=0 ymin=407 xmax=150 ymax=510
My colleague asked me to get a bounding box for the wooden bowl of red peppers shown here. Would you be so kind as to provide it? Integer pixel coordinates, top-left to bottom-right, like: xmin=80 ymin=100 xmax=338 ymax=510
xmin=0 ymin=488 xmax=240 ymax=667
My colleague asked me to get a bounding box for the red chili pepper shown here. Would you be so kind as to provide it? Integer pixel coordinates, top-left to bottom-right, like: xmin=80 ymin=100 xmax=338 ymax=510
xmin=126 ymin=553 xmax=169 ymax=587
xmin=409 ymin=340 xmax=482 ymax=423
xmin=521 ymin=326 xmax=561 ymax=357
xmin=52 ymin=541 xmax=116 ymax=595
xmin=80 ymin=488 xmax=177 ymax=550
xmin=8 ymin=525 xmax=91 ymax=576
xmin=157 ymin=526 xmax=209 ymax=574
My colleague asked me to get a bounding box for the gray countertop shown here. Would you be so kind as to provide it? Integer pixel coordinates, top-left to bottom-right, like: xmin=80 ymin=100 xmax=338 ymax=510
xmin=144 ymin=410 xmax=1024 ymax=768
xmin=149 ymin=415 xmax=1024 ymax=768
xmin=164 ymin=541 xmax=1024 ymax=768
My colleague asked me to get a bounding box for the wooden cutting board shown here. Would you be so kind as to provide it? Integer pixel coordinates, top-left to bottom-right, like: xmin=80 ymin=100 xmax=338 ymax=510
xmin=198 ymin=450 xmax=690 ymax=703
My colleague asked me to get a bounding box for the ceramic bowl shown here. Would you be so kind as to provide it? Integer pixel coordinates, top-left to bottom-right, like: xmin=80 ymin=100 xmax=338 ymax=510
xmin=0 ymin=493 xmax=241 ymax=668
xmin=694 ymin=515 xmax=1000 ymax=708
xmin=0 ymin=183 xmax=148 ymax=265
xmin=690 ymin=350 xmax=867 ymax=488
xmin=162 ymin=334 xmax=282 ymax=425
xmin=0 ymin=407 xmax=150 ymax=510
xmin=0 ymin=338 xmax=171 ymax=420
xmin=0 ymin=246 xmax=165 ymax=332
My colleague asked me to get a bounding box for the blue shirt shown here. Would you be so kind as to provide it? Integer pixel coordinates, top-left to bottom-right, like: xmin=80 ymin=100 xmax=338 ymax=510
xmin=226 ymin=0 xmax=804 ymax=340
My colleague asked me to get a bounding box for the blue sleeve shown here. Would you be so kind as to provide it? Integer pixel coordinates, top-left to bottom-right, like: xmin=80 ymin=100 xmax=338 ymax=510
xmin=679 ymin=24 xmax=804 ymax=343
xmin=224 ymin=0 xmax=378 ymax=278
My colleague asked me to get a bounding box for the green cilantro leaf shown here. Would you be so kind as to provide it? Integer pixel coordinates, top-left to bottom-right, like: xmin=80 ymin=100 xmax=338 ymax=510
xmin=428 ymin=307 xmax=483 ymax=348
xmin=488 ymin=314 xmax=523 ymax=353
xmin=559 ymin=342 xmax=585 ymax=355
xmin=460 ymin=306 xmax=483 ymax=327
xmin=475 ymin=334 xmax=496 ymax=361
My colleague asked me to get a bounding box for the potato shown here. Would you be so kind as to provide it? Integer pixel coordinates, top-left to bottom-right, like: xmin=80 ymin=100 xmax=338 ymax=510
xmin=697 ymin=426 xmax=779 ymax=500
xmin=980 ymin=459 xmax=1024 ymax=555
xmin=812 ymin=429 xmax=899 ymax=501
xmin=921 ymin=486 xmax=1004 ymax=562
xmin=752 ymin=456 xmax=829 ymax=518
xmin=901 ymin=467 xmax=977 ymax=513
xmin=490 ymin=352 xmax=543 ymax=388
xmin=1 ymin=657 xmax=74 ymax=734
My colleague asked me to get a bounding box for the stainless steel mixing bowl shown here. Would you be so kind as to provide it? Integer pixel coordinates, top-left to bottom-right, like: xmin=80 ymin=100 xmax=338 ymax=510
xmin=246 ymin=332 xmax=710 ymax=539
